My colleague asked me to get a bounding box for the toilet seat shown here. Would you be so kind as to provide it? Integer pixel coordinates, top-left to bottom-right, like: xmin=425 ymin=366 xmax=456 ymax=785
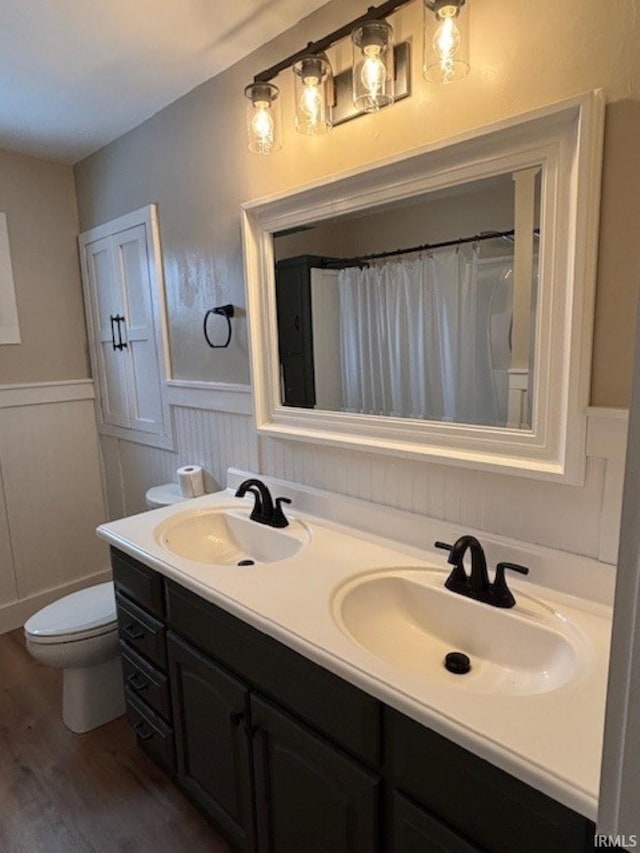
xmin=25 ymin=623 xmax=118 ymax=645
xmin=24 ymin=582 xmax=117 ymax=644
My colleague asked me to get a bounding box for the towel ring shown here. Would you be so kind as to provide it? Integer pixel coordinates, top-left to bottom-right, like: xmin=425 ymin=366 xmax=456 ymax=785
xmin=204 ymin=304 xmax=234 ymax=349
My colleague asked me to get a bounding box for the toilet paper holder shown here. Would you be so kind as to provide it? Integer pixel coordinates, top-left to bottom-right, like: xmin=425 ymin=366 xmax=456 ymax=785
xmin=204 ymin=304 xmax=234 ymax=349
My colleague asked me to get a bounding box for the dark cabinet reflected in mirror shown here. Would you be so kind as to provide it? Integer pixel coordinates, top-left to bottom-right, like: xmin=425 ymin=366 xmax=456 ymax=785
xmin=274 ymin=170 xmax=541 ymax=430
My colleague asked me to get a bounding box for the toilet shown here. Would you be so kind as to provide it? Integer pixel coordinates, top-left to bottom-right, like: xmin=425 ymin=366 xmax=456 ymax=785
xmin=144 ymin=482 xmax=191 ymax=509
xmin=23 ymin=482 xmax=195 ymax=734
xmin=24 ymin=582 xmax=124 ymax=734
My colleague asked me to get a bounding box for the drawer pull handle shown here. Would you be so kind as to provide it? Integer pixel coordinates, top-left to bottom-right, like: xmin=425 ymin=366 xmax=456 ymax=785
xmin=127 ymin=672 xmax=149 ymax=691
xmin=230 ymin=711 xmax=244 ymax=726
xmin=133 ymin=720 xmax=153 ymax=742
xmin=123 ymin=624 xmax=144 ymax=641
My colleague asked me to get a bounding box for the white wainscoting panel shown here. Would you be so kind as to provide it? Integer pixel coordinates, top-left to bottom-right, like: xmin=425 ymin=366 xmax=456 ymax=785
xmin=0 ymin=463 xmax=18 ymax=605
xmin=0 ymin=398 xmax=108 ymax=598
xmin=99 ymin=434 xmax=127 ymax=521
xmin=99 ymin=399 xmax=627 ymax=566
xmin=173 ymin=407 xmax=259 ymax=489
xmin=102 ymin=405 xmax=260 ymax=519
xmin=117 ymin=439 xmax=178 ymax=516
xmin=165 ymin=380 xmax=252 ymax=415
xmin=259 ymin=437 xmax=608 ymax=559
xmin=0 ymin=382 xmax=109 ymax=632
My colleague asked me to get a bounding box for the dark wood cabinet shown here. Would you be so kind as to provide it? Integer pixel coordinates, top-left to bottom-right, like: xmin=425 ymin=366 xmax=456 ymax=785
xmin=275 ymin=255 xmax=320 ymax=408
xmin=167 ymin=632 xmax=254 ymax=851
xmin=251 ymin=696 xmax=380 ymax=853
xmin=111 ymin=548 xmax=600 ymax=853
xmin=385 ymin=708 xmax=592 ymax=853
xmin=391 ymin=792 xmax=482 ymax=853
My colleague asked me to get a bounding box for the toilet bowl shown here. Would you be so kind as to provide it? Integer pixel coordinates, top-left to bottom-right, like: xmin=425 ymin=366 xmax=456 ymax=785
xmin=24 ymin=582 xmax=125 ymax=734
xmin=23 ymin=484 xmax=197 ymax=733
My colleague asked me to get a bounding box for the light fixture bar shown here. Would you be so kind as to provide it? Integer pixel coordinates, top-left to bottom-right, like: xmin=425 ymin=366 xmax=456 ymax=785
xmin=253 ymin=0 xmax=414 ymax=83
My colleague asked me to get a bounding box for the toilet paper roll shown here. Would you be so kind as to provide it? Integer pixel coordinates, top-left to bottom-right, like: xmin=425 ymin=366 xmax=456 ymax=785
xmin=177 ymin=465 xmax=205 ymax=498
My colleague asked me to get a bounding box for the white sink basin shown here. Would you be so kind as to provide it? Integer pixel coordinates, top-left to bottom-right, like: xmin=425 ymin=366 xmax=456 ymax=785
xmin=332 ymin=569 xmax=581 ymax=695
xmin=155 ymin=508 xmax=310 ymax=565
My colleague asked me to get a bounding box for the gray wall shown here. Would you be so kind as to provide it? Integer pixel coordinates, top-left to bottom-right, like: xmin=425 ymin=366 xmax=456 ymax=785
xmin=0 ymin=148 xmax=89 ymax=384
xmin=74 ymin=0 xmax=640 ymax=406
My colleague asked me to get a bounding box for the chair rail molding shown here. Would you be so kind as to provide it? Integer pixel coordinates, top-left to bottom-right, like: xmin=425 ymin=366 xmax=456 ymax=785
xmin=0 ymin=379 xmax=95 ymax=407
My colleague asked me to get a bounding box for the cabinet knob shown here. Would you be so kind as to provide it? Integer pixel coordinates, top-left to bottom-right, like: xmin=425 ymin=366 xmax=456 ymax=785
xmin=123 ymin=623 xmax=144 ymax=641
xmin=133 ymin=720 xmax=153 ymax=742
xmin=127 ymin=672 xmax=149 ymax=691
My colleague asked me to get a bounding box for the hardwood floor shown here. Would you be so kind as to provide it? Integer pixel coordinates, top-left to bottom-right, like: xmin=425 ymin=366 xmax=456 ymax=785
xmin=0 ymin=629 xmax=231 ymax=853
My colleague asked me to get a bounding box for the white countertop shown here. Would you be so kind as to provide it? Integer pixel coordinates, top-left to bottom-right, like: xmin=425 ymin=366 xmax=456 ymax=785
xmin=98 ymin=485 xmax=612 ymax=821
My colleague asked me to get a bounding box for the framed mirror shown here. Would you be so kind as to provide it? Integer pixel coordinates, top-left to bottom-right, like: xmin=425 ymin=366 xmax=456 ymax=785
xmin=241 ymin=91 xmax=604 ymax=483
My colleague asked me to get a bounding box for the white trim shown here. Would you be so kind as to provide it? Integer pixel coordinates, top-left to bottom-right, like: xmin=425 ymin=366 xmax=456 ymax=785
xmin=0 ymin=569 xmax=112 ymax=635
xmin=0 ymin=212 xmax=20 ymax=345
xmin=96 ymin=421 xmax=175 ymax=451
xmin=165 ymin=379 xmax=252 ymax=415
xmin=586 ymin=407 xmax=629 ymax=461
xmin=242 ymin=91 xmax=605 ymax=485
xmin=586 ymin=408 xmax=629 ymax=564
xmin=0 ymin=379 xmax=95 ymax=408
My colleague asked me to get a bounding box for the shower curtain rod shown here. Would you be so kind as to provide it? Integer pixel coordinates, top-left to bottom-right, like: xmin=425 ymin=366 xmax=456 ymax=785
xmin=320 ymin=228 xmax=540 ymax=268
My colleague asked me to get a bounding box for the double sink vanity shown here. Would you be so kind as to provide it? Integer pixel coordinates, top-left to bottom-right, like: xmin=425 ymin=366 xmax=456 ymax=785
xmin=98 ymin=471 xmax=612 ymax=853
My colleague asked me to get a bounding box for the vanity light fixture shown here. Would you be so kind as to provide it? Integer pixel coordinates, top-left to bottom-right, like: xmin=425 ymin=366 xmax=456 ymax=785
xmin=245 ymin=82 xmax=282 ymax=154
xmin=351 ymin=18 xmax=395 ymax=112
xmin=293 ymin=52 xmax=333 ymax=135
xmin=423 ymin=0 xmax=470 ymax=83
xmin=243 ymin=0 xmax=470 ymax=154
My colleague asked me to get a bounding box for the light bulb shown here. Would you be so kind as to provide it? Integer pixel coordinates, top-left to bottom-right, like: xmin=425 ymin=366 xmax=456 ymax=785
xmin=352 ymin=19 xmax=394 ymax=111
xmin=432 ymin=4 xmax=462 ymax=83
xmin=300 ymin=76 xmax=322 ymax=126
xmin=293 ymin=54 xmax=332 ymax=135
xmin=423 ymin=0 xmax=469 ymax=84
xmin=361 ymin=44 xmax=386 ymax=100
xmin=251 ymin=101 xmax=274 ymax=152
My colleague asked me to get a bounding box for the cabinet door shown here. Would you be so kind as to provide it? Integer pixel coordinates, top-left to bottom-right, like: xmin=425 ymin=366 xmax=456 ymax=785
xmin=391 ymin=792 xmax=483 ymax=853
xmin=83 ymin=235 xmax=131 ymax=428
xmin=168 ymin=632 xmax=254 ymax=852
xmin=113 ymin=224 xmax=165 ymax=435
xmin=275 ymin=258 xmax=316 ymax=408
xmin=251 ymin=695 xmax=380 ymax=853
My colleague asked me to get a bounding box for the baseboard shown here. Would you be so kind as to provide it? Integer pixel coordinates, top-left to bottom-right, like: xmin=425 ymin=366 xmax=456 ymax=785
xmin=0 ymin=569 xmax=112 ymax=635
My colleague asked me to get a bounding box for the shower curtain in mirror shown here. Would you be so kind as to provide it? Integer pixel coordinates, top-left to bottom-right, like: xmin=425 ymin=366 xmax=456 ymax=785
xmin=338 ymin=246 xmax=514 ymax=427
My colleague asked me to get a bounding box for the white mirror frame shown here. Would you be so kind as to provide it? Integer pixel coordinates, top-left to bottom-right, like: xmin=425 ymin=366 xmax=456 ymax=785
xmin=241 ymin=91 xmax=605 ymax=484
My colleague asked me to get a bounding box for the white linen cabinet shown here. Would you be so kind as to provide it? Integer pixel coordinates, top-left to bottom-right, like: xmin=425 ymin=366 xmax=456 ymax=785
xmin=79 ymin=205 xmax=172 ymax=449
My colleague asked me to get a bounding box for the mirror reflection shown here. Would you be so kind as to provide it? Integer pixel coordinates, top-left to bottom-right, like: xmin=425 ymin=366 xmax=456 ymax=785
xmin=273 ymin=169 xmax=541 ymax=430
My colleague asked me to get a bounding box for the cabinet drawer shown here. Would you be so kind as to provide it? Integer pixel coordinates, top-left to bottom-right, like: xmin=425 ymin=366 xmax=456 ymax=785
xmin=121 ymin=641 xmax=171 ymax=721
xmin=166 ymin=580 xmax=381 ymax=768
xmin=392 ymin=792 xmax=483 ymax=853
xmin=125 ymin=686 xmax=174 ymax=772
xmin=116 ymin=593 xmax=167 ymax=670
xmin=111 ymin=548 xmax=165 ymax=617
xmin=385 ymin=708 xmax=591 ymax=853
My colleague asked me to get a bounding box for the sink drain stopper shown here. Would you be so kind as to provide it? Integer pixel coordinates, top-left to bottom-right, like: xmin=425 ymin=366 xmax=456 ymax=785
xmin=444 ymin=651 xmax=471 ymax=675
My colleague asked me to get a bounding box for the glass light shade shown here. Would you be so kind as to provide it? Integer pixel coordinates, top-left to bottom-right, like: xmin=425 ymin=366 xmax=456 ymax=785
xmin=293 ymin=54 xmax=333 ymax=135
xmin=244 ymin=82 xmax=282 ymax=155
xmin=423 ymin=0 xmax=470 ymax=84
xmin=351 ymin=20 xmax=395 ymax=113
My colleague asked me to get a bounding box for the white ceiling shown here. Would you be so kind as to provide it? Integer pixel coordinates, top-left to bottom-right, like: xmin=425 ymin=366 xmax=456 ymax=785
xmin=0 ymin=0 xmax=333 ymax=164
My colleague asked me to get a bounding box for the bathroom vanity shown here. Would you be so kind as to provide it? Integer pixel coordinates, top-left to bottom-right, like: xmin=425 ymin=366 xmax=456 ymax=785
xmin=101 ymin=477 xmax=612 ymax=853
xmin=112 ymin=547 xmax=597 ymax=853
